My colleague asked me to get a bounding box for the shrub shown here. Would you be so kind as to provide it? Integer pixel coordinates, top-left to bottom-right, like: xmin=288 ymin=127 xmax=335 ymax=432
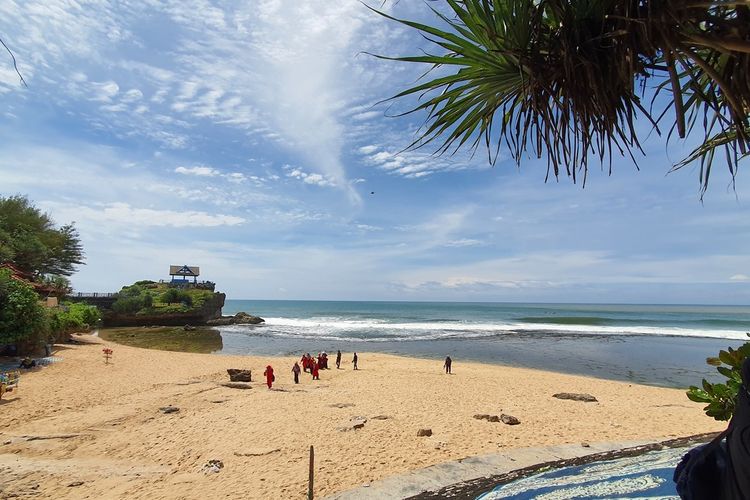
xmin=112 ymin=295 xmax=145 ymax=314
xmin=47 ymin=302 xmax=101 ymax=340
xmin=160 ymin=288 xmax=182 ymax=305
xmin=0 ymin=269 xmax=47 ymax=346
xmin=687 ymin=335 xmax=750 ymax=421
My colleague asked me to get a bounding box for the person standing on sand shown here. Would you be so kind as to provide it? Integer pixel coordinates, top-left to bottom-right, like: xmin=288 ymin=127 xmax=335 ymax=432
xmin=264 ymin=365 xmax=274 ymax=389
xmin=312 ymin=360 xmax=320 ymax=380
xmin=444 ymin=356 xmax=452 ymax=374
xmin=336 ymin=350 xmax=342 ymax=369
xmin=353 ymin=352 xmax=358 ymax=370
xmin=292 ymin=362 xmax=301 ymax=384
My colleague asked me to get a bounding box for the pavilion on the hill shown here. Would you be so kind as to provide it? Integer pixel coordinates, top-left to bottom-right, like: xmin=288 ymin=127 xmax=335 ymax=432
xmin=169 ymin=265 xmax=200 ymax=285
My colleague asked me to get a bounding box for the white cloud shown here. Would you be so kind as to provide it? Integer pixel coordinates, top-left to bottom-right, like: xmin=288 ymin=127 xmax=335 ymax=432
xmin=174 ymin=166 xmax=220 ymax=177
xmin=286 ymin=167 xmax=337 ymax=187
xmin=53 ymin=202 xmax=245 ymax=228
xmin=730 ymin=274 xmax=750 ymax=281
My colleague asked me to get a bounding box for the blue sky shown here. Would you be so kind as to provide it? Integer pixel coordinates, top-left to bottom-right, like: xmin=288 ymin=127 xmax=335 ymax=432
xmin=0 ymin=0 xmax=748 ymax=304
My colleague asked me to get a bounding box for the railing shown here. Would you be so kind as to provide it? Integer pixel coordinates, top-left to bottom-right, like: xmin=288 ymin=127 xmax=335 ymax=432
xmin=72 ymin=292 xmax=119 ymax=298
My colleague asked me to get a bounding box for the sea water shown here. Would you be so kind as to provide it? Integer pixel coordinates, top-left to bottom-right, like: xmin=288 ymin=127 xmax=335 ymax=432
xmin=214 ymin=301 xmax=749 ymax=388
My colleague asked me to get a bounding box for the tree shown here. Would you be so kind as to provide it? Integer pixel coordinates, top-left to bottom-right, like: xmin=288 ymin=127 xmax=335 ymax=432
xmin=0 ymin=195 xmax=84 ymax=277
xmin=0 ymin=269 xmax=47 ymax=346
xmin=372 ymin=1 xmax=750 ymax=194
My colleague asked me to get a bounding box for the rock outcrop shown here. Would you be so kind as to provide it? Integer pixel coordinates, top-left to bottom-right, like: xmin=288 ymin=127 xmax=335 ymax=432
xmin=207 ymin=311 xmax=265 ymax=326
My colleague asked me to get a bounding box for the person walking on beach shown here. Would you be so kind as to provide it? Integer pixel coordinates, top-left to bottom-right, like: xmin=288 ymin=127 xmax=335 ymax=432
xmin=312 ymin=360 xmax=320 ymax=380
xmin=352 ymin=352 xmax=358 ymax=370
xmin=444 ymin=356 xmax=452 ymax=374
xmin=292 ymin=362 xmax=301 ymax=384
xmin=264 ymin=365 xmax=275 ymax=389
xmin=336 ymin=350 xmax=342 ymax=369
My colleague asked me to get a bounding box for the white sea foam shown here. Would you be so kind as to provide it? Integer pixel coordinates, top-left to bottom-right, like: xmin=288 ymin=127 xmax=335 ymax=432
xmin=220 ymin=316 xmax=749 ymax=341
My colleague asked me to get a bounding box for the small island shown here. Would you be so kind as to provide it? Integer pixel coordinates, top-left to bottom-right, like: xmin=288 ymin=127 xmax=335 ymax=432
xmin=76 ymin=265 xmax=264 ymax=328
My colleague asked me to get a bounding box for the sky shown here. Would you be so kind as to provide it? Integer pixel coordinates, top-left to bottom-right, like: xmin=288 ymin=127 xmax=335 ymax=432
xmin=0 ymin=0 xmax=748 ymax=304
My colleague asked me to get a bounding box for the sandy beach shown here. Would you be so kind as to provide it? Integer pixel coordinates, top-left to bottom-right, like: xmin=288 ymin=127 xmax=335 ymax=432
xmin=0 ymin=338 xmax=724 ymax=499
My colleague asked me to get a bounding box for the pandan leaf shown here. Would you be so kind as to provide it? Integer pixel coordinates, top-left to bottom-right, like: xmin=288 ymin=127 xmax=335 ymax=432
xmin=686 ymin=387 xmax=712 ymax=403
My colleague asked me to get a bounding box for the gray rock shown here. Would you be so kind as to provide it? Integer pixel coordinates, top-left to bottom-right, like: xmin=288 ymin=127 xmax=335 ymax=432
xmin=329 ymin=402 xmax=355 ymax=408
xmin=500 ymin=414 xmax=520 ymax=425
xmin=338 ymin=417 xmax=367 ymax=432
xmin=207 ymin=312 xmax=265 ymax=326
xmin=227 ymin=369 xmax=252 ymax=382
xmin=581 ymin=442 xmax=591 ymax=447
xmin=553 ymin=392 xmax=598 ymax=402
xmin=487 ymin=415 xmax=501 ymax=423
xmin=201 ymin=459 xmax=224 ymax=473
xmin=371 ymin=415 xmax=389 ymax=420
xmin=67 ymin=481 xmax=84 ymax=487
xmin=417 ymin=428 xmax=433 ymax=437
xmin=473 ymin=414 xmax=491 ymax=420
xmin=159 ymin=406 xmax=180 ymax=414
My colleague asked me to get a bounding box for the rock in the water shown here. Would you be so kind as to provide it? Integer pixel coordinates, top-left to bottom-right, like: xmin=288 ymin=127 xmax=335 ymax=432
xmin=233 ymin=312 xmax=265 ymax=324
xmin=159 ymin=406 xmax=180 ymax=414
xmin=207 ymin=312 xmax=265 ymax=326
xmin=227 ymin=369 xmax=252 ymax=382
xmin=417 ymin=428 xmax=433 ymax=437
xmin=500 ymin=414 xmax=520 ymax=425
xmin=221 ymin=382 xmax=252 ymax=390
xmin=553 ymin=392 xmax=598 ymax=402
xmin=581 ymin=442 xmax=591 ymax=448
xmin=473 ymin=414 xmax=491 ymax=420
xmin=201 ymin=459 xmax=224 ymax=473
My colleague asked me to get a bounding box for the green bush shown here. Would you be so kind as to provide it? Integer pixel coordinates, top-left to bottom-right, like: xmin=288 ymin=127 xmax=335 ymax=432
xmin=160 ymin=288 xmax=182 ymax=304
xmin=687 ymin=335 xmax=750 ymax=421
xmin=0 ymin=269 xmax=47 ymax=345
xmin=112 ymin=295 xmax=145 ymax=314
xmin=47 ymin=302 xmax=101 ymax=340
xmin=142 ymin=293 xmax=153 ymax=308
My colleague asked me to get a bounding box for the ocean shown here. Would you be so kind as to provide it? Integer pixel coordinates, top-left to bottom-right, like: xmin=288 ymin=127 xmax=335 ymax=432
xmin=216 ymin=300 xmax=750 ymax=388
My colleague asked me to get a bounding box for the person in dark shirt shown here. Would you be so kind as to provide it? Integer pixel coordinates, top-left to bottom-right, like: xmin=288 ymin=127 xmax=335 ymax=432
xmin=292 ymin=362 xmax=301 ymax=384
xmin=444 ymin=356 xmax=452 ymax=374
xmin=336 ymin=350 xmax=342 ymax=369
xmin=353 ymin=352 xmax=358 ymax=370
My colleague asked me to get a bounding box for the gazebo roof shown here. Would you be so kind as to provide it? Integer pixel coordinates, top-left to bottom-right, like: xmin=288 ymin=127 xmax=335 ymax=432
xmin=169 ymin=265 xmax=200 ymax=277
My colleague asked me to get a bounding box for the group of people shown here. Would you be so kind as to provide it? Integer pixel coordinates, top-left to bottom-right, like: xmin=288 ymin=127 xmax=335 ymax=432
xmin=261 ymin=352 xmax=450 ymax=390
xmin=262 ymin=350 xmax=360 ymax=389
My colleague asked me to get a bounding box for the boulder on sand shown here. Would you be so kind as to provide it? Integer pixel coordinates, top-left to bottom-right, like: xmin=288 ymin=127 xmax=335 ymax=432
xmin=553 ymin=392 xmax=598 ymax=402
xmin=227 ymin=369 xmax=252 ymax=382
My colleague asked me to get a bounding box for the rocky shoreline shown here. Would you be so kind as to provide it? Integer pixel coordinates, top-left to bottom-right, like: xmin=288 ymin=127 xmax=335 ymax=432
xmin=206 ymin=311 xmax=265 ymax=326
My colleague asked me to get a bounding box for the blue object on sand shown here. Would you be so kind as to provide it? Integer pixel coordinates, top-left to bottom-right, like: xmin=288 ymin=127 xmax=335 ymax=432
xmin=476 ymin=446 xmax=689 ymax=499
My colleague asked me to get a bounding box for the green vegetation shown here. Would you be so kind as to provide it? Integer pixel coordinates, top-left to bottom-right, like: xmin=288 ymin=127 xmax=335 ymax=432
xmin=0 ymin=268 xmax=47 ymax=346
xmin=687 ymin=335 xmax=750 ymax=421
xmin=0 ymin=195 xmax=84 ymax=278
xmin=0 ymin=269 xmax=99 ymax=350
xmin=374 ymin=1 xmax=749 ymax=195
xmin=98 ymin=326 xmax=223 ymax=354
xmin=111 ymin=281 xmax=214 ymax=315
xmin=47 ymin=302 xmax=101 ymax=340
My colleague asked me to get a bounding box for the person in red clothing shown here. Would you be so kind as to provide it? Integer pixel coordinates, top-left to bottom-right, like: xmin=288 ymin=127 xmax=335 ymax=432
xmin=311 ymin=360 xmax=320 ymax=380
xmin=263 ymin=365 xmax=274 ymax=389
